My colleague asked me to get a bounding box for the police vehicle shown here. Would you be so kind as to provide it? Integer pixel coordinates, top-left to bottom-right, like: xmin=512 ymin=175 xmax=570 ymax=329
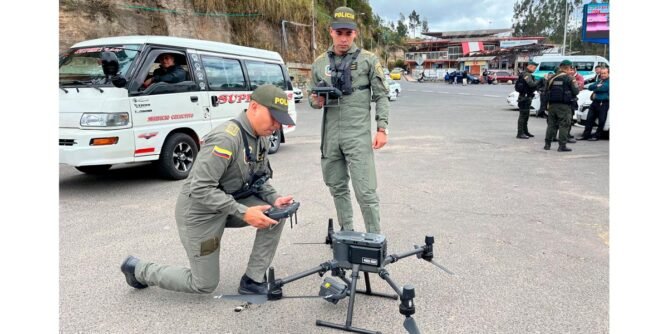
xmin=59 ymin=36 xmax=298 ymax=179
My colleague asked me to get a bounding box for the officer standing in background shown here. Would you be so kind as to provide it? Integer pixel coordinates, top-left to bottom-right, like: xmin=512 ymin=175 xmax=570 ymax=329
xmin=308 ymin=6 xmax=389 ymax=234
xmin=544 ymin=60 xmax=580 ymax=152
xmin=121 ymin=85 xmax=296 ymax=295
xmin=516 ymin=60 xmax=540 ymax=139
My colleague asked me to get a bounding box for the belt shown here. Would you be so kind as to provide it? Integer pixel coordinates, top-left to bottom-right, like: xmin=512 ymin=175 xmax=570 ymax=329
xmin=352 ymin=84 xmax=370 ymax=92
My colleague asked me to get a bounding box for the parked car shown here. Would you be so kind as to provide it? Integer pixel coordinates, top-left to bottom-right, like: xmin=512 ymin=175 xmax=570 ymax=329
xmin=506 ymin=84 xmax=593 ymax=117
xmin=466 ymin=74 xmax=481 ymax=84
xmin=390 ymin=68 xmax=403 ymax=80
xmin=385 ymin=74 xmax=402 ymax=96
xmin=293 ymin=87 xmax=303 ymax=103
xmin=576 ymin=100 xmax=609 ymax=137
xmin=489 ymin=70 xmax=518 ymax=84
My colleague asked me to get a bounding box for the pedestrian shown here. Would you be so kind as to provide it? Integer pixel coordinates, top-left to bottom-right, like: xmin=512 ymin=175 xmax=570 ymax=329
xmin=308 ymin=6 xmax=389 ymax=234
xmin=515 ymin=60 xmax=540 ymax=139
xmin=578 ymin=66 xmax=610 ymax=141
xmin=120 ymin=84 xmax=297 ymax=295
xmin=462 ymin=70 xmax=469 ymax=86
xmin=544 ymin=60 xmax=580 ymax=152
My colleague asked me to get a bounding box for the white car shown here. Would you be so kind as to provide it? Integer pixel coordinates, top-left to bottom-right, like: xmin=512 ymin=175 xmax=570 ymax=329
xmin=385 ymin=74 xmax=402 ymax=97
xmin=293 ymin=87 xmax=303 ymax=103
xmin=576 ymin=100 xmax=609 ymax=132
xmin=506 ymin=88 xmax=592 ymax=118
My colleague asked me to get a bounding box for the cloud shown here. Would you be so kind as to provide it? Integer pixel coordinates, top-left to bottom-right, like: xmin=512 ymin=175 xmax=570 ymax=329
xmin=369 ymin=0 xmax=515 ymax=33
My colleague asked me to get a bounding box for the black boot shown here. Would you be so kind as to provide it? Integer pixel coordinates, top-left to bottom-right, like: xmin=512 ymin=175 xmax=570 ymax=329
xmin=567 ymin=138 xmax=577 ymax=144
xmin=121 ymin=256 xmax=148 ymax=289
xmin=525 ymin=132 xmax=534 ymax=137
xmin=558 ymin=144 xmax=572 ymax=152
xmin=238 ymin=274 xmax=268 ymax=295
xmin=516 ymin=134 xmax=529 ymax=139
xmin=544 ymin=141 xmax=551 ymax=150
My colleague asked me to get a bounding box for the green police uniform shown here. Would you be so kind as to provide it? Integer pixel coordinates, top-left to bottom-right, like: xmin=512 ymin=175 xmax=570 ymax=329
xmin=544 ymin=66 xmax=579 ymax=151
xmin=308 ymin=42 xmax=389 ymax=234
xmin=133 ymin=87 xmax=291 ymax=294
xmin=516 ymin=61 xmax=540 ymax=138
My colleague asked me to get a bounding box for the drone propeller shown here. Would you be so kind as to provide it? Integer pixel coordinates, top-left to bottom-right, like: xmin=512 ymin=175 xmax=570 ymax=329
xmin=216 ymin=293 xmax=268 ymax=304
xmin=403 ymin=316 xmax=421 ymax=334
xmin=216 ymin=292 xmax=324 ymax=305
xmin=426 ymin=259 xmax=454 ymax=275
xmin=413 ymin=244 xmax=455 ymax=275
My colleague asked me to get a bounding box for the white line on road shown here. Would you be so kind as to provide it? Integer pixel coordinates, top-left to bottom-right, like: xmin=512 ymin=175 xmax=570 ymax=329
xmin=483 ymin=95 xmax=502 ymax=98
xmin=424 ymin=90 xmax=434 ymax=93
xmin=457 ymin=93 xmax=471 ymax=95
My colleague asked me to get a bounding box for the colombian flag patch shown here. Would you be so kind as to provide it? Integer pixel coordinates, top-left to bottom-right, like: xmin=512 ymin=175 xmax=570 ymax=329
xmin=212 ymin=146 xmax=232 ymax=159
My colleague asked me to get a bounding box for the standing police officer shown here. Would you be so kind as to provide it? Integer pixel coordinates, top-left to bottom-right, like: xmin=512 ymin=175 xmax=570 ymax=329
xmin=544 ymin=60 xmax=580 ymax=152
xmin=516 ymin=60 xmax=540 ymax=139
xmin=121 ymin=85 xmax=296 ymax=295
xmin=308 ymin=6 xmax=389 ymax=234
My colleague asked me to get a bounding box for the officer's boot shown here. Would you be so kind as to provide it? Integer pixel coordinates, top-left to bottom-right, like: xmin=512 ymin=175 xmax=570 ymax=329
xmin=544 ymin=140 xmax=551 ymax=150
xmin=558 ymin=144 xmax=572 ymax=152
xmin=524 ymin=123 xmax=534 ymax=137
xmin=517 ymin=120 xmax=529 ymax=139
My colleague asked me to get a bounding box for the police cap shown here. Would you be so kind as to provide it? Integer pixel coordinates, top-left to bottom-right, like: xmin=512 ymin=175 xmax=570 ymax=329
xmin=331 ymin=7 xmax=357 ymax=30
xmin=560 ymin=59 xmax=573 ymax=67
xmin=251 ymin=84 xmax=295 ymax=125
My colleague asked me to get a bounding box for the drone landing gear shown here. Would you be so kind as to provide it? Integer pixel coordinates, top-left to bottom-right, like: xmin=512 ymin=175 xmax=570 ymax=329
xmin=315 ymin=264 xmax=416 ymax=334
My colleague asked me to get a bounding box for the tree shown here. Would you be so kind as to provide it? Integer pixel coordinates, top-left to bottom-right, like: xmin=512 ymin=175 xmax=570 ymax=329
xmin=408 ymin=10 xmax=421 ymax=38
xmin=396 ymin=13 xmax=408 ymax=38
xmin=512 ymin=0 xmax=604 ymax=55
xmin=421 ymin=19 xmax=429 ymax=34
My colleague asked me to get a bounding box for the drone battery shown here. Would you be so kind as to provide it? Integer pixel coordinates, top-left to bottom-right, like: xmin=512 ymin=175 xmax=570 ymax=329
xmin=332 ymin=231 xmax=387 ymax=272
xmin=319 ymin=277 xmax=348 ymax=304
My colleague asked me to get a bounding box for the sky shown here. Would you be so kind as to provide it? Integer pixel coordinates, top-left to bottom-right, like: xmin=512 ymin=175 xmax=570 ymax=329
xmin=368 ymin=0 xmax=517 ymax=34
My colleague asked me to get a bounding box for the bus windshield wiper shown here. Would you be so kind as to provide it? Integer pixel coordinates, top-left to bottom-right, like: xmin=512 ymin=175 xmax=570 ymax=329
xmin=60 ymin=80 xmax=104 ymax=93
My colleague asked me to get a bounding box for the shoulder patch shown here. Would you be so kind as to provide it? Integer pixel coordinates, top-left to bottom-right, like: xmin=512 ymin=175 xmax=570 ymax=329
xmin=225 ymin=122 xmax=239 ymax=137
xmin=212 ymin=146 xmax=232 ymax=159
xmin=374 ymin=62 xmax=384 ymax=77
xmin=361 ymin=50 xmax=374 ymax=56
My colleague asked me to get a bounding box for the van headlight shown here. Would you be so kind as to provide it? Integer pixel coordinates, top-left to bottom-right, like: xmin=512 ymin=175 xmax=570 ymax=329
xmin=80 ymin=113 xmax=129 ymax=127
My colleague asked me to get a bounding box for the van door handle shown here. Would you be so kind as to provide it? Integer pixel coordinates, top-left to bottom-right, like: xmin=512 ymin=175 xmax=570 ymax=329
xmin=190 ymin=96 xmax=199 ymax=103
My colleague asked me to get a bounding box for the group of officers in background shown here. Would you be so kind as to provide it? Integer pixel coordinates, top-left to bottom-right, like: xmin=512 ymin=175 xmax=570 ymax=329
xmin=515 ymin=61 xmax=610 ymax=152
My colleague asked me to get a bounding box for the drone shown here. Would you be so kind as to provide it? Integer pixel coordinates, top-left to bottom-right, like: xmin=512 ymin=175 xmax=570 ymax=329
xmin=219 ymin=216 xmax=453 ymax=334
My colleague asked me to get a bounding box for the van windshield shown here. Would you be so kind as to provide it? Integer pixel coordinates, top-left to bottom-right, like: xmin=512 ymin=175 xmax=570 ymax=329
xmin=59 ymin=45 xmax=141 ymax=85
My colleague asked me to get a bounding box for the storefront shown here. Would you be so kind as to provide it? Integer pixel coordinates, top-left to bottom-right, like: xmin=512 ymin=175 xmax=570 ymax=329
xmin=456 ymin=56 xmax=496 ymax=75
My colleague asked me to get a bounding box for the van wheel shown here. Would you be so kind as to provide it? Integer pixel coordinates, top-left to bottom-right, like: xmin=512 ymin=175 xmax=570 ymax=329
xmin=75 ymin=165 xmax=112 ymax=174
xmin=157 ymin=133 xmax=198 ymax=180
xmin=268 ymin=129 xmax=281 ymax=154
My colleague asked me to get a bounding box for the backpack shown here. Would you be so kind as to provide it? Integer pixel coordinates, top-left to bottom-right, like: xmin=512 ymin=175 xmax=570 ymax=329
xmin=514 ymin=73 xmax=527 ymax=94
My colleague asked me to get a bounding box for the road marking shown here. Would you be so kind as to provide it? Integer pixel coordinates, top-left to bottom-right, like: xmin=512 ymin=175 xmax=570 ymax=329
xmin=483 ymin=95 xmax=502 ymax=98
xmin=457 ymin=93 xmax=471 ymax=95
xmin=424 ymin=90 xmax=434 ymax=93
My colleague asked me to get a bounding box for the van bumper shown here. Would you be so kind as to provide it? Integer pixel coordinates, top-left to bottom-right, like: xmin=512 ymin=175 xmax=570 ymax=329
xmin=59 ymin=128 xmax=137 ymax=166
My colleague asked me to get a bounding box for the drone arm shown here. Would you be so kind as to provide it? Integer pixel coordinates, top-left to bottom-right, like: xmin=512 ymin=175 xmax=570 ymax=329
xmin=383 ymin=246 xmax=426 ymax=266
xmin=276 ymin=260 xmax=335 ymax=287
xmin=378 ymin=269 xmax=403 ymax=296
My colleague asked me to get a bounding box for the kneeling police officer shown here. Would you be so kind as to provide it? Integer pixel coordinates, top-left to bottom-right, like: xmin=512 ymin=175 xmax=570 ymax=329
xmin=121 ymin=84 xmax=296 ymax=295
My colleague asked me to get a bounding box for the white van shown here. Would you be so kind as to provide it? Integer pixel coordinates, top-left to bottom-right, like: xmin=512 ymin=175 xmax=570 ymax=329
xmin=59 ymin=36 xmax=297 ymax=179
xmin=532 ymin=55 xmax=609 ymax=83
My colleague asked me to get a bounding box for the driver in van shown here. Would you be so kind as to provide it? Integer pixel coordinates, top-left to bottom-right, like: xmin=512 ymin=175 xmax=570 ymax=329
xmin=143 ymin=53 xmax=186 ymax=88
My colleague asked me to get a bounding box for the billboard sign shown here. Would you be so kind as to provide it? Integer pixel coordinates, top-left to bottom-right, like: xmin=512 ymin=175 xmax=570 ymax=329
xmin=582 ymin=3 xmax=609 ymax=44
xmin=500 ymin=40 xmax=538 ymax=48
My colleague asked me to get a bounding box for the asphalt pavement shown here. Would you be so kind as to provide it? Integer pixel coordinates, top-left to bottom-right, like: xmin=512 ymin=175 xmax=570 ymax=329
xmin=59 ymin=81 xmax=609 ymax=333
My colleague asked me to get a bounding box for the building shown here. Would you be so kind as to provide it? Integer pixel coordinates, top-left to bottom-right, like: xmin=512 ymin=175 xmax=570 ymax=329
xmin=405 ymin=29 xmax=550 ymax=77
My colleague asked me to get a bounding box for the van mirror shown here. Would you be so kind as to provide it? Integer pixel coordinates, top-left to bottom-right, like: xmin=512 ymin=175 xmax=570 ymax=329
xmin=100 ymin=51 xmax=127 ymax=88
xmin=100 ymin=52 xmax=120 ymax=76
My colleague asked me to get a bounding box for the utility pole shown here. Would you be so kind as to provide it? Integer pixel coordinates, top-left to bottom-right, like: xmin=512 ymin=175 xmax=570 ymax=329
xmin=312 ymin=0 xmax=316 ymax=61
xmin=562 ymin=0 xmax=569 ymax=55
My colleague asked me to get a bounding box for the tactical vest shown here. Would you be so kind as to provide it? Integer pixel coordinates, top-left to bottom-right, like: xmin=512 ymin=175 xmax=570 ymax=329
xmin=547 ymin=73 xmax=573 ymax=104
xmin=514 ymin=73 xmax=528 ymax=94
xmin=328 ymin=49 xmax=361 ymax=95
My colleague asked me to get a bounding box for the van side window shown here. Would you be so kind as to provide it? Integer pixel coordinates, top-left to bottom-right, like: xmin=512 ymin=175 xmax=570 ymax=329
xmin=246 ymin=61 xmax=286 ymax=90
xmin=134 ymin=50 xmax=198 ymax=95
xmin=201 ymin=56 xmax=246 ymax=91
